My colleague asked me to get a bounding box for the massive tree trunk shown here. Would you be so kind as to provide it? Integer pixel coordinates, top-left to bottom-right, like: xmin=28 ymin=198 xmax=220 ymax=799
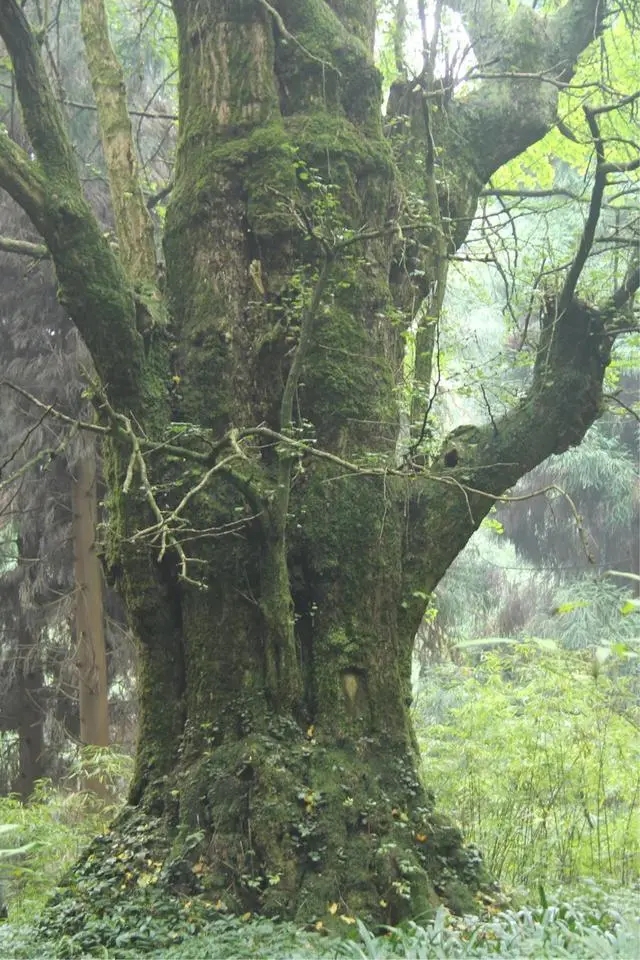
xmin=0 ymin=0 xmax=635 ymax=931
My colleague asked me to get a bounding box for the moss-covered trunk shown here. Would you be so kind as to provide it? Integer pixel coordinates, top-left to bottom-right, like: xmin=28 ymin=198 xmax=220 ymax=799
xmin=71 ymin=0 xmax=484 ymax=926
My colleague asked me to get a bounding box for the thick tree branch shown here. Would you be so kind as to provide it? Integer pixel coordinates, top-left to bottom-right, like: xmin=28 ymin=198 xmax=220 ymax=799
xmin=402 ymin=87 xmax=638 ymax=625
xmin=0 ymin=130 xmax=47 ymax=229
xmin=0 ymin=0 xmax=145 ymax=412
xmin=549 ymin=0 xmax=609 ymax=78
xmin=0 ymin=235 xmax=49 ymax=258
xmin=449 ymin=0 xmax=606 ymax=75
xmin=447 ymin=0 xmax=607 ymax=183
xmin=79 ymin=0 xmax=163 ymax=315
xmin=0 ymin=0 xmax=79 ymax=185
xmin=403 ymin=294 xmax=611 ymax=628
xmin=403 ymin=269 xmax=637 ymax=629
xmin=387 ymin=0 xmax=610 ymax=263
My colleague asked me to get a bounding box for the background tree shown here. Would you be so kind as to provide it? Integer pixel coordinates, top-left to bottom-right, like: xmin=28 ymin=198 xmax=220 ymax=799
xmin=0 ymin=225 xmax=87 ymax=798
xmin=0 ymin=196 xmax=136 ymax=798
xmin=0 ymin=0 xmax=637 ymax=929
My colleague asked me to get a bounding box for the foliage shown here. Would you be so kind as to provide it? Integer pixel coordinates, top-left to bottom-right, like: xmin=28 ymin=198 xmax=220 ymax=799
xmin=529 ymin=577 xmax=640 ymax=650
xmin=1 ymin=884 xmax=638 ymax=958
xmin=424 ymin=523 xmax=639 ymax=652
xmin=415 ymin=644 xmax=640 ymax=889
xmin=0 ymin=747 xmax=132 ymax=923
xmin=334 ymin=891 xmax=640 ymax=959
xmin=0 ymin=664 xmax=637 ymax=958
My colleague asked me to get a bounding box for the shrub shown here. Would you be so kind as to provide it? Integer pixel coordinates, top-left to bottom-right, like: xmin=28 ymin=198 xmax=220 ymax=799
xmin=415 ymin=644 xmax=640 ymax=889
xmin=0 ymin=746 xmax=132 ymax=923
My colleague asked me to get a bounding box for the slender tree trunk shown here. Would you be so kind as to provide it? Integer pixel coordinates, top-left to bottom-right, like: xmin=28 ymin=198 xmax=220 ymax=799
xmin=72 ymin=441 xmax=110 ymax=792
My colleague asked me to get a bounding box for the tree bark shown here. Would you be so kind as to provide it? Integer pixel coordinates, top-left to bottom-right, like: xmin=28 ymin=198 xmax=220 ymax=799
xmin=0 ymin=0 xmax=635 ymax=932
xmin=72 ymin=442 xmax=110 ymax=794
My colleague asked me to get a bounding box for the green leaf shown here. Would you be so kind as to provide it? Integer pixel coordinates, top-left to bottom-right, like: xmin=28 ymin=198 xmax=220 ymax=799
xmin=0 ymin=841 xmax=38 ymax=859
xmin=620 ymin=599 xmax=640 ymax=615
xmin=554 ymin=601 xmax=590 ymax=615
xmin=0 ymin=824 xmax=20 ymax=836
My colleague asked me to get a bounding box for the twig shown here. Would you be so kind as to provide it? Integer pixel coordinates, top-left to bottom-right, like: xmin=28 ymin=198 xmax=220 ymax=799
xmin=1 ymin=381 xmax=107 ymax=433
xmin=558 ymin=106 xmax=608 ymax=314
xmin=603 ymin=393 xmax=640 ymax=422
xmin=0 ymin=429 xmax=76 ymax=493
xmin=0 ymin=401 xmax=55 ymax=474
xmin=480 ymin=384 xmax=499 ymax=436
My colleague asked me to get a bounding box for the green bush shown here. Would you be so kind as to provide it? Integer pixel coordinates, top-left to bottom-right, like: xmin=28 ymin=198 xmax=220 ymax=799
xmin=0 ymin=747 xmax=132 ymax=923
xmin=415 ymin=643 xmax=640 ymax=889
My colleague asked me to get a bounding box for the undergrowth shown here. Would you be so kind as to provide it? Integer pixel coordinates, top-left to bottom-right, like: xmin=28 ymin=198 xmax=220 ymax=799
xmin=0 ymin=747 xmax=132 ymax=923
xmin=0 ymin=651 xmax=638 ymax=957
xmin=0 ymin=884 xmax=638 ymax=958
xmin=415 ymin=642 xmax=640 ymax=888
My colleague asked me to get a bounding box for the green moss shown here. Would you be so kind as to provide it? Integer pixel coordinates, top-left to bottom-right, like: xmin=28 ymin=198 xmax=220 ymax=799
xmin=286 ymin=110 xmax=392 ymax=174
xmin=273 ymin=0 xmax=382 ymax=132
xmin=45 ymin=192 xmax=145 ymax=414
xmin=172 ymin=111 xmax=392 ymax=243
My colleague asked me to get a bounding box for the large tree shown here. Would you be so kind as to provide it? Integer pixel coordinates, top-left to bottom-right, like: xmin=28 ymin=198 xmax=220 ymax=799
xmin=0 ymin=0 xmax=637 ymax=927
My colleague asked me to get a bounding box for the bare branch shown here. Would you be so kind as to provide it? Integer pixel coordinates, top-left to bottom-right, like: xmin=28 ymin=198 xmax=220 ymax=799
xmin=604 ymin=393 xmax=640 ymax=422
xmin=65 ymin=99 xmax=178 ymax=122
xmin=601 ymin=156 xmax=640 ymax=174
xmin=558 ymin=106 xmax=608 ymax=313
xmin=481 ymin=187 xmax=587 ymax=201
xmin=0 ymin=401 xmax=54 ymax=476
xmin=1 ymin=380 xmax=210 ymax=463
xmin=589 ymin=89 xmax=640 ymax=115
xmin=0 ymin=428 xmax=77 ymax=496
xmin=1 ymin=381 xmax=109 ymax=435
